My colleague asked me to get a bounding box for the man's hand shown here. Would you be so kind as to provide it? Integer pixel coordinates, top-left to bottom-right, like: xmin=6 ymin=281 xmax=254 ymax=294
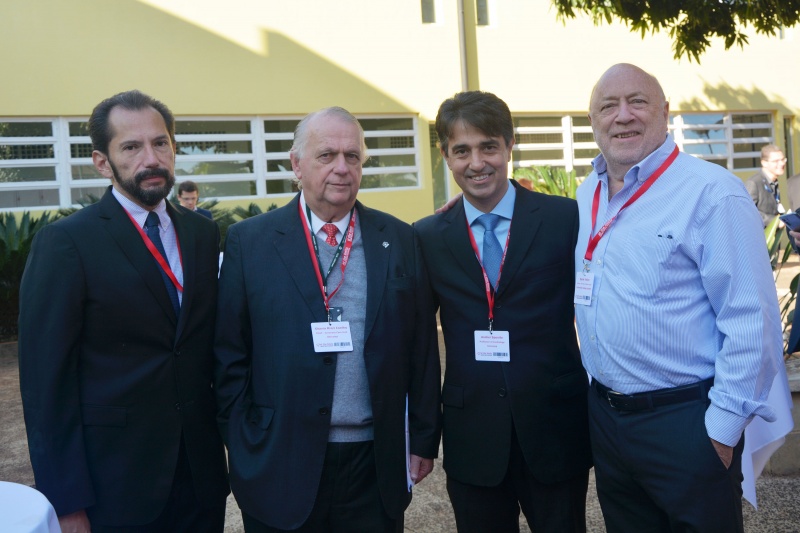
xmin=789 ymin=229 xmax=800 ymax=248
xmin=435 ymin=193 xmax=462 ymax=214
xmin=710 ymin=438 xmax=733 ymax=469
xmin=58 ymin=509 xmax=91 ymax=533
xmin=409 ymin=454 xmax=434 ymax=484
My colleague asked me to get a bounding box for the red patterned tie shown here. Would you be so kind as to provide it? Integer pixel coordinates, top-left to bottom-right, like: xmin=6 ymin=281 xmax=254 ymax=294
xmin=322 ymin=223 xmax=338 ymax=246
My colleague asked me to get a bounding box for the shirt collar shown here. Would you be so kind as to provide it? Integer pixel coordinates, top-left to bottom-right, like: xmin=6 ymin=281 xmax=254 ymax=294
xmin=300 ymin=192 xmax=352 ymax=236
xmin=111 ymin=187 xmax=170 ymax=229
xmin=591 ymin=133 xmax=676 ymax=186
xmin=463 ymin=180 xmax=516 ymax=225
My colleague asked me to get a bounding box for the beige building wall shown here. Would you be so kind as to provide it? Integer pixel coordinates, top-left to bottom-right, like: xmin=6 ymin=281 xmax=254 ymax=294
xmin=2 ymin=0 xmax=799 ymax=220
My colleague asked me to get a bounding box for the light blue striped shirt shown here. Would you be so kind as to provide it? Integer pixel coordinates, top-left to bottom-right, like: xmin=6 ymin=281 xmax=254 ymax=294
xmin=112 ymin=187 xmax=184 ymax=303
xmin=574 ymin=134 xmax=783 ymax=446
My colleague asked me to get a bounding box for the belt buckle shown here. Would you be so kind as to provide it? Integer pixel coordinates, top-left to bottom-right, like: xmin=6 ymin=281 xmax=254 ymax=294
xmin=606 ymin=390 xmax=628 ymax=410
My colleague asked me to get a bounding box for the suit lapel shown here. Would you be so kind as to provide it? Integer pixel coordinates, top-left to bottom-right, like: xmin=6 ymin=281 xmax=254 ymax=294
xmin=496 ymin=182 xmax=542 ymax=297
xmin=358 ymin=202 xmax=388 ymax=342
xmin=442 ymin=199 xmax=486 ymax=294
xmin=98 ymin=189 xmax=178 ymax=325
xmin=273 ymin=196 xmax=329 ymax=323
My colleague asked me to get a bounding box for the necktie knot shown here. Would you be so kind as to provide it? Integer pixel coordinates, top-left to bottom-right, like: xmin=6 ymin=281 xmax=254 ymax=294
xmin=145 ymin=211 xmax=160 ymax=230
xmin=476 ymin=213 xmax=500 ymax=232
xmin=321 ymin=223 xmax=338 ymax=246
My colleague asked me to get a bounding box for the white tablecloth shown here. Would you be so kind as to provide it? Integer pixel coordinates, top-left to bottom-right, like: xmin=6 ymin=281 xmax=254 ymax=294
xmin=0 ymin=482 xmax=61 ymax=533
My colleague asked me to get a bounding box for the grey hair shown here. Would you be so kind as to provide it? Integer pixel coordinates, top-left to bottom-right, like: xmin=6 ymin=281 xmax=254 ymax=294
xmin=290 ymin=106 xmax=369 ymax=164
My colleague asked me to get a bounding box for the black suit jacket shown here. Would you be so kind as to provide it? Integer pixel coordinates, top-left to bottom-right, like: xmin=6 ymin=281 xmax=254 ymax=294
xmin=18 ymin=187 xmax=229 ymax=525
xmin=745 ymin=170 xmax=780 ymax=228
xmin=196 ymin=207 xmax=214 ymax=220
xmin=414 ymin=181 xmax=592 ymax=486
xmin=214 ymin=194 xmax=441 ymax=529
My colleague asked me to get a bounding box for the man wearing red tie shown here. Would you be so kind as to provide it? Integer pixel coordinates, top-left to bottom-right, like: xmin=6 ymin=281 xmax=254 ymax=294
xmin=214 ymin=106 xmax=441 ymax=532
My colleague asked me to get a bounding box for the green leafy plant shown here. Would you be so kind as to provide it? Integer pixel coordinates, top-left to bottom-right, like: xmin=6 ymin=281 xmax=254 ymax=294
xmin=512 ymin=166 xmax=579 ymax=199
xmin=0 ymin=211 xmax=57 ymax=340
xmin=765 ymin=216 xmax=799 ymax=359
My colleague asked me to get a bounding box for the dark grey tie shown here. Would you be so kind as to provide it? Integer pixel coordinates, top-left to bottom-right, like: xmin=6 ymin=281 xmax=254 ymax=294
xmin=144 ymin=211 xmax=180 ymax=316
xmin=476 ymin=213 xmax=502 ymax=288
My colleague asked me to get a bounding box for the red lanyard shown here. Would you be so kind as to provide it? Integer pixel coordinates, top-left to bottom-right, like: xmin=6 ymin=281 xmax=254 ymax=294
xmin=584 ymin=146 xmax=679 ymax=263
xmin=466 ymin=216 xmax=511 ymax=329
xmin=123 ymin=209 xmax=184 ymax=293
xmin=299 ymin=201 xmax=356 ymax=314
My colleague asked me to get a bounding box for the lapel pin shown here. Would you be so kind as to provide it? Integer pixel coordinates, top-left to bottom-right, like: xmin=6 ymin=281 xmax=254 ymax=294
xmin=382 ymin=242 xmax=389 ymax=248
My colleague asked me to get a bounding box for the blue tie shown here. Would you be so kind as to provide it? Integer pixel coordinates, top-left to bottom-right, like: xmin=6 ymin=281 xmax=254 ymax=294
xmin=144 ymin=211 xmax=180 ymax=316
xmin=476 ymin=213 xmax=502 ymax=288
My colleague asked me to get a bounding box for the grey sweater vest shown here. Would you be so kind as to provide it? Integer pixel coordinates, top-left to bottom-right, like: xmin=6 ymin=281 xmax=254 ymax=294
xmin=316 ymin=222 xmax=373 ymax=442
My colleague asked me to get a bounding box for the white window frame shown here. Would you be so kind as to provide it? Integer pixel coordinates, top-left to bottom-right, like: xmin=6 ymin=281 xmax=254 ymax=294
xmin=0 ymin=114 xmax=422 ymax=212
xmin=670 ymin=112 xmax=774 ymax=172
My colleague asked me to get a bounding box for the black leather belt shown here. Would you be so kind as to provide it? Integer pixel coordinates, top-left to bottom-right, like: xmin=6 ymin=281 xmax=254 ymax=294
xmin=593 ymin=378 xmax=713 ymax=412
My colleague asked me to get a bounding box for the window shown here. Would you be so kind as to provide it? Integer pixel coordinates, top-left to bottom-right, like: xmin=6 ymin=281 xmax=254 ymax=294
xmin=476 ymin=0 xmax=490 ymax=26
xmin=670 ymin=112 xmax=773 ymax=171
xmin=0 ymin=114 xmax=421 ymax=211
xmin=509 ymin=111 xmax=776 ymax=179
xmin=512 ymin=115 xmax=597 ymax=178
xmin=421 ymin=0 xmax=436 ymax=23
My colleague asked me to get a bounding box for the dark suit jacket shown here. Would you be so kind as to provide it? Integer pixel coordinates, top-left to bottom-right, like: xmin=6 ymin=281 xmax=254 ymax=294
xmin=745 ymin=170 xmax=780 ymax=228
xmin=196 ymin=207 xmax=213 ymax=220
xmin=214 ymin=194 xmax=441 ymax=529
xmin=414 ymin=180 xmax=592 ymax=486
xmin=18 ymin=187 xmax=229 ymax=526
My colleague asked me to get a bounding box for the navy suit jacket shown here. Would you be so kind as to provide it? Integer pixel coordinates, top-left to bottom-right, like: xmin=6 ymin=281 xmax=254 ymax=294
xmin=18 ymin=187 xmax=229 ymax=525
xmin=414 ymin=180 xmax=592 ymax=486
xmin=196 ymin=207 xmax=213 ymax=220
xmin=214 ymin=194 xmax=441 ymax=529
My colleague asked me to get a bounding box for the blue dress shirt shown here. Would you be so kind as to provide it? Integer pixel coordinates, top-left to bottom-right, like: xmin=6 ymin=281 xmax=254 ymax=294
xmin=574 ymin=134 xmax=783 ymax=446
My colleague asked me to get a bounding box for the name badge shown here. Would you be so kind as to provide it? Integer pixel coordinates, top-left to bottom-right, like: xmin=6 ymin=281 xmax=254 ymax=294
xmin=311 ymin=321 xmax=354 ymax=353
xmin=474 ymin=330 xmax=510 ymax=362
xmin=574 ymin=272 xmax=594 ymax=306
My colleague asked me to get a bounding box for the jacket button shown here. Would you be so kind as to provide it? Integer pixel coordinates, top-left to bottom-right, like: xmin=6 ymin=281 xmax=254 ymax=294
xmin=319 ymin=407 xmax=329 ymax=415
xmin=498 ymin=388 xmax=507 ymax=398
xmin=174 ymin=350 xmax=181 ymax=357
xmin=323 ymin=356 xmax=333 ymax=365
xmin=175 ymin=402 xmax=182 ymax=411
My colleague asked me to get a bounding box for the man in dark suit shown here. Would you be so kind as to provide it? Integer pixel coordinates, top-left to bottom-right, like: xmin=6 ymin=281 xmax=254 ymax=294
xmin=745 ymin=144 xmax=787 ymax=228
xmin=415 ymin=91 xmax=591 ymax=532
xmin=177 ymin=180 xmax=214 ymax=219
xmin=214 ymin=106 xmax=441 ymax=532
xmin=18 ymin=90 xmax=229 ymax=533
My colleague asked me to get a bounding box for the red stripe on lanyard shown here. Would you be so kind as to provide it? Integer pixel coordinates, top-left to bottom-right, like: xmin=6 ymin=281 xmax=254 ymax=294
xmin=123 ymin=208 xmax=183 ymax=293
xmin=584 ymin=146 xmax=679 ymax=263
xmin=465 ymin=216 xmax=511 ymax=328
xmin=298 ymin=201 xmax=357 ymax=313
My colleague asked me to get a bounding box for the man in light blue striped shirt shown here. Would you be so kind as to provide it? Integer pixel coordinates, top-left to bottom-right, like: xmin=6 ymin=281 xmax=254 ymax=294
xmin=575 ymin=63 xmax=784 ymax=532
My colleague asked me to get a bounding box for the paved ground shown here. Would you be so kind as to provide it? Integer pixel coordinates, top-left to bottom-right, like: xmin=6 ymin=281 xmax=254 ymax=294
xmin=2 ymin=254 xmax=800 ymax=531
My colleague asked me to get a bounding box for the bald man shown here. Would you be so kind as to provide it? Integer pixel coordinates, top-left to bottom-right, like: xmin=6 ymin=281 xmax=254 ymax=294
xmin=575 ymin=63 xmax=783 ymax=532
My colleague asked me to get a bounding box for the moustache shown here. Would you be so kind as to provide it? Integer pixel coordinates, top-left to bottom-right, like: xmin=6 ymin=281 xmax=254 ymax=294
xmin=134 ymin=168 xmax=172 ymax=184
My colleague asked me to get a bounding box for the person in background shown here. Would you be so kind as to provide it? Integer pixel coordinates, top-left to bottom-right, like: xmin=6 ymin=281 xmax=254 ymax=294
xmin=746 ymin=144 xmax=787 ymax=227
xmin=178 ymin=179 xmax=214 ymax=219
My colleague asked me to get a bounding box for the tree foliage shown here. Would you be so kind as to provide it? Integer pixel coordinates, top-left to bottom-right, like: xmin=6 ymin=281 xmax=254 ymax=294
xmin=552 ymin=0 xmax=800 ymax=62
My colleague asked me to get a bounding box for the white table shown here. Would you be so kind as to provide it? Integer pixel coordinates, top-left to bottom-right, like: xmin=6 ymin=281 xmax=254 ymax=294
xmin=0 ymin=482 xmax=61 ymax=533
